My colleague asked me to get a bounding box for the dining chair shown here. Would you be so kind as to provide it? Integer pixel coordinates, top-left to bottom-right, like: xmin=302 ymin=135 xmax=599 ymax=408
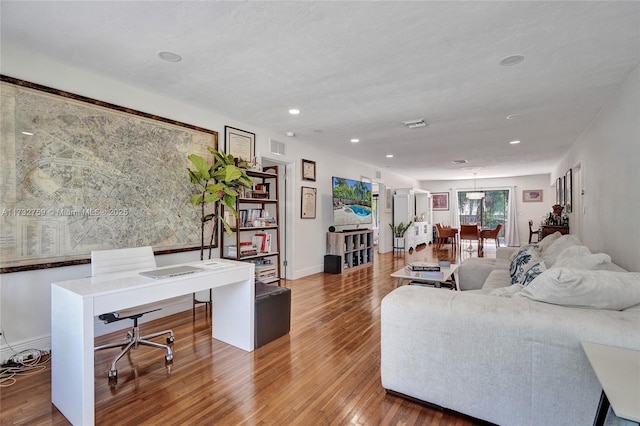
xmin=480 ymin=224 xmax=503 ymax=249
xmin=435 ymin=223 xmax=458 ymax=250
xmin=92 ymin=246 xmax=174 ymax=382
xmin=459 ymin=224 xmax=481 ymax=253
xmin=528 ymin=220 xmax=540 ymax=243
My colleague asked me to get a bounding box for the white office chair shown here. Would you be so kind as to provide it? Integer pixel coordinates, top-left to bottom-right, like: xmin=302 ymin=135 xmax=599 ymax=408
xmin=92 ymin=246 xmax=174 ymax=382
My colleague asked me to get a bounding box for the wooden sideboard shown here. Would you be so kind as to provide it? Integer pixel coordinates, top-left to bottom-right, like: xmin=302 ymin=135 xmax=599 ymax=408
xmin=540 ymin=225 xmax=570 ymax=238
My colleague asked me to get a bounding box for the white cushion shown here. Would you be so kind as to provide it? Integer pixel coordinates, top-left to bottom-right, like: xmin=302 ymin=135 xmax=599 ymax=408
xmin=554 ymin=253 xmax=612 ymax=270
xmin=556 ymin=245 xmax=591 ymax=261
xmin=489 ymin=284 xmax=525 ymax=297
xmin=540 ymin=234 xmax=582 ymax=267
xmin=513 ymin=268 xmax=640 ymax=310
xmin=536 ymin=231 xmax=562 ymax=253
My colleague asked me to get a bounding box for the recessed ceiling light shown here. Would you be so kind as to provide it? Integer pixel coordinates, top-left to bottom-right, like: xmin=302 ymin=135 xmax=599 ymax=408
xmin=21 ymin=131 xmax=34 ymax=136
xmin=451 ymin=159 xmax=468 ymax=164
xmin=509 ymin=140 xmax=521 ymax=145
xmin=288 ymin=109 xmax=301 ymax=115
xmin=350 ymin=138 xmax=360 ymax=143
xmin=506 ymin=114 xmax=521 ymax=120
xmin=500 ymin=55 xmax=525 ymax=66
xmin=157 ymin=51 xmax=182 ymax=62
xmin=286 ymin=132 xmax=295 ymax=137
xmin=386 ymin=154 xmax=394 ymax=158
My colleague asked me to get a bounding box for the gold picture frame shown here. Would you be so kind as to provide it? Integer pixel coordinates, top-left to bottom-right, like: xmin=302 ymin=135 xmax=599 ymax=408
xmin=301 ymin=186 xmax=317 ymax=219
xmin=523 ymin=189 xmax=543 ymax=202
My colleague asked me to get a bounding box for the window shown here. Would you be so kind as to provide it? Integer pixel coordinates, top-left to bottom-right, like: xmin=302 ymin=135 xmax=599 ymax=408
xmin=458 ymin=190 xmax=509 ymax=241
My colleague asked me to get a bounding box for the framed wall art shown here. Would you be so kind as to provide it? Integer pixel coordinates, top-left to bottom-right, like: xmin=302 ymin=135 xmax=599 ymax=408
xmin=224 ymin=126 xmax=255 ymax=164
xmin=301 ymin=186 xmax=317 ymax=219
xmin=565 ymin=169 xmax=573 ymax=212
xmin=301 ymin=158 xmax=316 ymax=181
xmin=432 ymin=192 xmax=450 ymax=210
xmin=522 ymin=189 xmax=543 ymax=202
xmin=0 ymin=76 xmax=218 ymax=272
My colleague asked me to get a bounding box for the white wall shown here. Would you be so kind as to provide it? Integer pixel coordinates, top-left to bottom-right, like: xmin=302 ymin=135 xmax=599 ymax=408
xmin=420 ymin=174 xmax=552 ymax=245
xmin=552 ymin=63 xmax=640 ymax=272
xmin=0 ymin=46 xmax=416 ymax=355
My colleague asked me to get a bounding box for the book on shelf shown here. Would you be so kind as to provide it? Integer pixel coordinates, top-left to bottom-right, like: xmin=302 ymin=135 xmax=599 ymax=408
xmin=225 ymin=243 xmax=258 ymax=257
xmin=406 ymin=262 xmax=441 ymax=271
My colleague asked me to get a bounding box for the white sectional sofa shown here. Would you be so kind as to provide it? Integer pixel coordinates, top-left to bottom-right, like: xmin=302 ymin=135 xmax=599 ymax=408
xmin=380 ymin=233 xmax=640 ymax=426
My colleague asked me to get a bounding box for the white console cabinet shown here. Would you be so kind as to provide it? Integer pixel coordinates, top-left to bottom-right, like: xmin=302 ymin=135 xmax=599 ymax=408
xmin=393 ymin=188 xmax=433 ymax=251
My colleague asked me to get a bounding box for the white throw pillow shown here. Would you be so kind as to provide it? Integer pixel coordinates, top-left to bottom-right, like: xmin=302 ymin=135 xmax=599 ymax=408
xmin=536 ymin=231 xmax=562 ymax=253
xmin=489 ymin=284 xmax=525 ymax=297
xmin=513 ymin=268 xmax=640 ymax=310
xmin=541 ymin=234 xmax=582 ymax=267
xmin=557 ymin=245 xmax=592 ymax=261
xmin=554 ymin=253 xmax=612 ymax=270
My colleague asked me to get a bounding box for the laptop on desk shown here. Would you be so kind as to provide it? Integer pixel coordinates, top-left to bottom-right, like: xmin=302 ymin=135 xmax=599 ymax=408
xmin=139 ymin=265 xmax=204 ymax=279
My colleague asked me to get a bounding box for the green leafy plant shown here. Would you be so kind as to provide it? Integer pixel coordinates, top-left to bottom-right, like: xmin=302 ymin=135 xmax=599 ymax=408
xmin=188 ymin=148 xmax=253 ymax=260
xmin=389 ymin=221 xmax=413 ymax=238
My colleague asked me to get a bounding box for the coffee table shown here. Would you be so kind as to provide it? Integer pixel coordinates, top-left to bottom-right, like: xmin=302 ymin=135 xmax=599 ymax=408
xmin=391 ymin=264 xmax=458 ymax=289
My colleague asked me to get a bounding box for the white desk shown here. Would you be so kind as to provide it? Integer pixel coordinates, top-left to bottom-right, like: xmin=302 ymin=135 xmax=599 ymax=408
xmin=51 ymin=260 xmax=254 ymax=426
xmin=581 ymin=341 xmax=640 ymax=424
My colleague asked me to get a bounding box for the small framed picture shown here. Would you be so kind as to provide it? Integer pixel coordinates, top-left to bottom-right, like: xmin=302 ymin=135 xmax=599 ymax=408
xmin=302 ymin=159 xmax=316 ymax=181
xmin=523 ymin=189 xmax=543 ymax=202
xmin=224 ymin=126 xmax=255 ymax=164
xmin=565 ymin=169 xmax=572 ymax=213
xmin=432 ymin=192 xmax=449 ymax=211
xmin=301 ymin=186 xmax=317 ymax=219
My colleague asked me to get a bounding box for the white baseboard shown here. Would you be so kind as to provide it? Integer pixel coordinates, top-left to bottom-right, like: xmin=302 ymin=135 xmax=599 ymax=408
xmin=1 ymin=296 xmax=193 ymax=364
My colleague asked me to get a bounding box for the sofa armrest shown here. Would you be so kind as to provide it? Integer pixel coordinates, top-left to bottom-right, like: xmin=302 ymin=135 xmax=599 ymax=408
xmin=380 ymin=286 xmax=640 ymax=426
xmin=496 ymin=246 xmax=517 ymax=260
xmin=456 ymin=260 xmax=496 ymax=291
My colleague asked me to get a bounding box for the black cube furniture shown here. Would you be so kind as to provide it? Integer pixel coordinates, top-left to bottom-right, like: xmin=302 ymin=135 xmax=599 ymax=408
xmin=255 ymin=282 xmax=291 ymax=348
xmin=324 ymin=254 xmax=342 ymax=274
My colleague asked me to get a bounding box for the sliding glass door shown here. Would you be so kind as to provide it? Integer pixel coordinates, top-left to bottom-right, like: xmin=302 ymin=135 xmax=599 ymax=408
xmin=458 ymin=190 xmax=509 ymax=241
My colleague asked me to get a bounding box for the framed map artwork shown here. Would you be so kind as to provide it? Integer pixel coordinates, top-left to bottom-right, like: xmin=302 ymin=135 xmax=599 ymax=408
xmin=0 ymin=76 xmax=218 ymax=272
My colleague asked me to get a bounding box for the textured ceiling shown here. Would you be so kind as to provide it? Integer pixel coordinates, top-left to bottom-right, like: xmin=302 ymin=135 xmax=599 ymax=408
xmin=2 ymin=1 xmax=639 ymax=181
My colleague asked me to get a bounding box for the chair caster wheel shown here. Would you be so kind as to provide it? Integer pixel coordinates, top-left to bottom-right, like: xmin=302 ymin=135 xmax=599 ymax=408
xmin=165 ymin=354 xmax=173 ymax=363
xmin=167 ymin=336 xmax=174 ymax=344
xmin=108 ymin=370 xmax=117 ymax=383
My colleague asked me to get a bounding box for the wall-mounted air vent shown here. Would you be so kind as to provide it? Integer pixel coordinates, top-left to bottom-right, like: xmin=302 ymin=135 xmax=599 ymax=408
xmin=269 ymin=138 xmax=286 ymax=156
xmin=401 ymin=119 xmax=427 ymax=129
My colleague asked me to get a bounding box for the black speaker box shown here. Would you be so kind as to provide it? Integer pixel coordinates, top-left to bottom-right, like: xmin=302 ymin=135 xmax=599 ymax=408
xmin=324 ymin=254 xmax=342 ymax=274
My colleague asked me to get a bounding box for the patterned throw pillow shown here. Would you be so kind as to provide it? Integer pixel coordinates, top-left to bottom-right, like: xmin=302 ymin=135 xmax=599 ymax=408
xmin=510 ymin=246 xmax=539 ymax=284
xmin=520 ymin=261 xmax=547 ymax=286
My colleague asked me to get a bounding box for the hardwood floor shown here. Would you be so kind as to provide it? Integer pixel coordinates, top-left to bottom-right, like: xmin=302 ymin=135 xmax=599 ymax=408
xmin=1 ymin=243 xmax=492 ymax=425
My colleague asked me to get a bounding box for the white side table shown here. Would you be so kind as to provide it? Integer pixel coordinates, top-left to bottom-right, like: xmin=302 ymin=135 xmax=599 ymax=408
xmin=581 ymin=341 xmax=640 ymax=425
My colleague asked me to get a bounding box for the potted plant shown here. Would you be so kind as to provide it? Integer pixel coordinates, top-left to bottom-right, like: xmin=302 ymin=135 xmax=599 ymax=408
xmin=188 ymin=148 xmax=253 ymax=260
xmin=389 ymin=221 xmax=413 ymax=249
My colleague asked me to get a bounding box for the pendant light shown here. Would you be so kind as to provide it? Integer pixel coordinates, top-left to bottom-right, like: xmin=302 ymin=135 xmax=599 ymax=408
xmin=467 ymin=173 xmax=485 ymax=200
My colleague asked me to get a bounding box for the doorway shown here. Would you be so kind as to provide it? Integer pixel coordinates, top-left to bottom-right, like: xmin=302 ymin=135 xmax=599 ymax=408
xmin=261 ymin=156 xmax=294 ymax=280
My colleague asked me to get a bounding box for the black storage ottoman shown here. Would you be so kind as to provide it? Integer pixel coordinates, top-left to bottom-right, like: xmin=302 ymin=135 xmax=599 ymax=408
xmin=255 ymin=282 xmax=291 ymax=348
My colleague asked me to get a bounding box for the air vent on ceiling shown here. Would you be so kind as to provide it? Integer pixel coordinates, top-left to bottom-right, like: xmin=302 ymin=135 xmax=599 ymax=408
xmin=401 ymin=119 xmax=427 ymax=129
xmin=269 ymin=138 xmax=286 ymax=156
